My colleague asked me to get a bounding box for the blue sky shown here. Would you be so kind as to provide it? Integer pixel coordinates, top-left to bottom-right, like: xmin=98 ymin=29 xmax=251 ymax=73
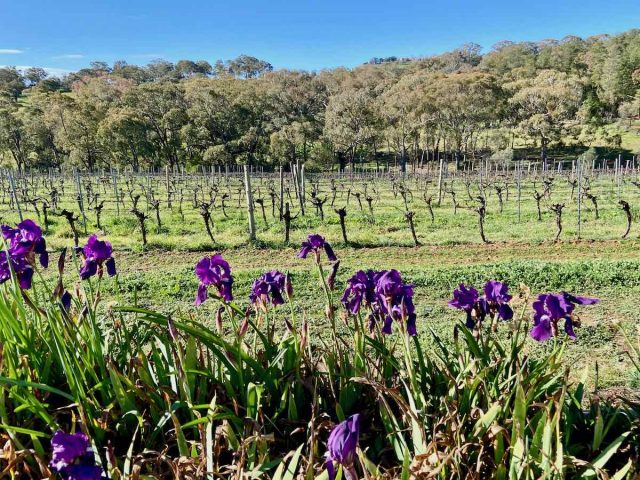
xmin=1 ymin=0 xmax=639 ymax=74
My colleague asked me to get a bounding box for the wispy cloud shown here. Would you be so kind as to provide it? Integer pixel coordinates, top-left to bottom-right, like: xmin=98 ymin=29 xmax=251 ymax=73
xmin=52 ymin=54 xmax=84 ymax=59
xmin=0 ymin=48 xmax=23 ymax=54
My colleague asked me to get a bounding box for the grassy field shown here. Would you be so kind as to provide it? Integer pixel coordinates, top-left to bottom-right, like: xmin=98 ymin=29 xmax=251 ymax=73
xmin=92 ymin=242 xmax=638 ymax=392
xmin=4 ymin=170 xmax=640 ymax=392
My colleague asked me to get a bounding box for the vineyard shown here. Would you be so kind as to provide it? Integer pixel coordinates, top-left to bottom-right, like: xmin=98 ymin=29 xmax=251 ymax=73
xmin=1 ymin=160 xmax=640 ymax=480
xmin=3 ymin=158 xmax=640 ymax=250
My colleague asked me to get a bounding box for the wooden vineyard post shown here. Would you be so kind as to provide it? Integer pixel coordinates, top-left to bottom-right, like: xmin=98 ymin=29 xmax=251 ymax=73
xmin=296 ymin=161 xmax=305 ymax=216
xmin=436 ymin=158 xmax=444 ymax=206
xmin=517 ymin=159 xmax=522 ymax=223
xmin=75 ymin=170 xmax=88 ymax=234
xmin=244 ymin=165 xmax=256 ymax=241
xmin=112 ymin=170 xmax=120 ymax=217
xmin=165 ymin=165 xmax=171 ymax=208
xmin=300 ymin=163 xmax=306 ymax=207
xmin=8 ymin=172 xmax=23 ymax=221
xmin=291 ymin=163 xmax=299 ymax=199
xmin=577 ymin=159 xmax=582 ymax=239
xmin=279 ymin=166 xmax=284 ymax=221
xmin=617 ymin=154 xmax=622 ymax=199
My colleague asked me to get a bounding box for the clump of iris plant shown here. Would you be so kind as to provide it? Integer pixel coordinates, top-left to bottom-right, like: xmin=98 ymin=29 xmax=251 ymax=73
xmin=325 ymin=414 xmax=360 ymax=480
xmin=341 ymin=269 xmax=417 ymax=336
xmin=249 ymin=270 xmax=290 ymax=306
xmin=194 ymin=254 xmax=233 ymax=305
xmin=530 ymin=292 xmax=598 ymax=342
xmin=50 ymin=430 xmax=104 ymax=480
xmin=79 ymin=235 xmax=116 ymax=280
xmin=298 ymin=233 xmax=337 ymax=262
xmin=0 ymin=219 xmax=49 ymax=289
xmin=448 ymin=280 xmax=513 ymax=329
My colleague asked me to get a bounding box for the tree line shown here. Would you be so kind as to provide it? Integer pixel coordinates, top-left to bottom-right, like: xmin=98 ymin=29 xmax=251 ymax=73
xmin=1 ymin=29 xmax=639 ymax=172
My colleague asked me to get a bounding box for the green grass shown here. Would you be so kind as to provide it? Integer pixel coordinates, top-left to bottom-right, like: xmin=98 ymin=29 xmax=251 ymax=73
xmin=86 ymin=245 xmax=639 ymax=392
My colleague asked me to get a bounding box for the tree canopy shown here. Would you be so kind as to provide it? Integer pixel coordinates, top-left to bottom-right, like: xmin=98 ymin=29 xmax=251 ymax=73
xmin=0 ymin=30 xmax=639 ymax=171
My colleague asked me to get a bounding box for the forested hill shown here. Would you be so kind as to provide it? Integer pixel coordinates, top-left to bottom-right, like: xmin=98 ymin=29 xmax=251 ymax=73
xmin=1 ymin=29 xmax=639 ymax=172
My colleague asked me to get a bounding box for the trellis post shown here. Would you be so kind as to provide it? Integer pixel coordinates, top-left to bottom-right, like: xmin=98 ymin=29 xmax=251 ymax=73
xmin=436 ymin=158 xmax=444 ymax=206
xmin=577 ymin=159 xmax=582 ymax=239
xmin=244 ymin=165 xmax=256 ymax=241
xmin=8 ymin=172 xmax=23 ymax=221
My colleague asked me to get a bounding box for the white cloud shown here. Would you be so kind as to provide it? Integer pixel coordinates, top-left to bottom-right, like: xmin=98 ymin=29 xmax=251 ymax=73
xmin=0 ymin=48 xmax=23 ymax=54
xmin=52 ymin=54 xmax=84 ymax=59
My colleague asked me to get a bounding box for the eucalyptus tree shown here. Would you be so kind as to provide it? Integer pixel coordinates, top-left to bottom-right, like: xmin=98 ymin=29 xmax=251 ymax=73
xmin=182 ymin=77 xmax=243 ymax=164
xmin=596 ymin=30 xmax=640 ymax=111
xmin=226 ymin=55 xmax=273 ymax=79
xmin=0 ymin=67 xmax=26 ymax=100
xmin=123 ymin=82 xmax=188 ymax=169
xmin=324 ymin=86 xmax=380 ymax=170
xmin=22 ymin=94 xmax=68 ymax=169
xmin=269 ymin=121 xmax=314 ymax=165
xmin=266 ymin=70 xmax=327 ymax=164
xmin=98 ymin=106 xmax=154 ymax=171
xmin=0 ymin=96 xmax=32 ymax=170
xmin=479 ymin=41 xmax=538 ymax=79
xmin=175 ymin=59 xmax=213 ymax=78
xmin=421 ymin=72 xmax=502 ymax=165
xmin=41 ymin=92 xmax=104 ymax=170
xmin=23 ymin=67 xmax=48 ymax=87
xmin=379 ymin=73 xmax=421 ymax=172
xmin=111 ymin=60 xmax=150 ymax=83
xmin=506 ymin=69 xmax=583 ymax=161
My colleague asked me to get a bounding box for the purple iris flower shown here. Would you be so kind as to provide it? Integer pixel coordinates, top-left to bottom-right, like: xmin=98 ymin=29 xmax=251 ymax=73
xmin=298 ymin=234 xmax=337 ymax=262
xmin=79 ymin=235 xmax=116 ymax=280
xmin=481 ymin=280 xmax=514 ymax=321
xmin=194 ymin=254 xmax=233 ymax=304
xmin=448 ymin=283 xmax=480 ymax=328
xmin=0 ymin=251 xmax=34 ymax=289
xmin=61 ymin=465 xmax=104 ymax=480
xmin=530 ymin=292 xmax=598 ymax=342
xmin=51 ymin=431 xmax=89 ymax=471
xmin=249 ymin=270 xmax=288 ymax=306
xmin=326 ymin=414 xmax=360 ymax=480
xmin=341 ymin=270 xmax=377 ymax=315
xmin=449 ymin=283 xmax=479 ymax=311
xmin=449 ymin=280 xmax=513 ymax=328
xmin=374 ymin=270 xmax=417 ymax=336
xmin=0 ymin=219 xmax=49 ymax=290
xmin=50 ymin=431 xmax=104 ymax=480
xmin=342 ymin=269 xmax=417 ymax=336
xmin=2 ymin=219 xmax=49 ymax=268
